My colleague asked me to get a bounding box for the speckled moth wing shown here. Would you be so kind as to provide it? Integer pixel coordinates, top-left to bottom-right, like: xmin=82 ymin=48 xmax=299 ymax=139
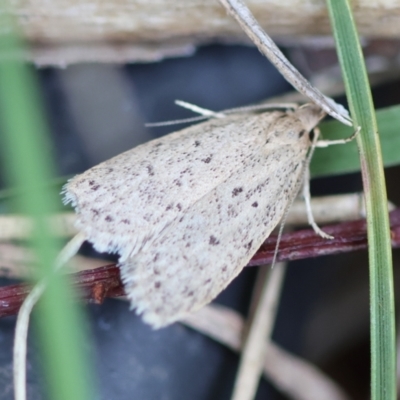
xmin=65 ymin=103 xmax=324 ymax=328
xmin=120 ymin=109 xmax=320 ymax=328
xmin=65 ymin=111 xmax=284 ymax=259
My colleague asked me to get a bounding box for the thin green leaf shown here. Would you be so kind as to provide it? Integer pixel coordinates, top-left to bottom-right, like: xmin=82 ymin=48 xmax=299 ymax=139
xmin=326 ymin=2 xmax=396 ymax=400
xmin=0 ymin=7 xmax=95 ymax=400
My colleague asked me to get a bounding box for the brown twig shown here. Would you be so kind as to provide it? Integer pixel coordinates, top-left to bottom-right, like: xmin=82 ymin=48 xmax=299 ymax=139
xmin=1 ymin=208 xmax=400 ymax=318
xmin=0 ymin=265 xmax=124 ymax=318
xmin=250 ymin=208 xmax=400 ymax=265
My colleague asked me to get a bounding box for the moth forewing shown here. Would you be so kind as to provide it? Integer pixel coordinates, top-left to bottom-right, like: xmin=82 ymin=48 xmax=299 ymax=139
xmin=64 ymin=103 xmax=325 ymax=328
xmin=65 ymin=111 xmax=283 ymax=259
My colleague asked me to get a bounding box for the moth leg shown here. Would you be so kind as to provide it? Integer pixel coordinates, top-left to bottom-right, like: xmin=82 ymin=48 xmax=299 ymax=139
xmin=302 ymin=166 xmax=334 ymax=240
xmin=300 ymin=127 xmax=333 ymax=239
xmin=316 ymin=126 xmax=361 ymax=148
xmin=303 ymin=125 xmax=360 ymax=238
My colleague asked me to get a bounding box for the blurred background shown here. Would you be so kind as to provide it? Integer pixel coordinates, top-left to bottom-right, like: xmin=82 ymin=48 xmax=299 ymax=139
xmin=1 ymin=3 xmax=400 ymax=398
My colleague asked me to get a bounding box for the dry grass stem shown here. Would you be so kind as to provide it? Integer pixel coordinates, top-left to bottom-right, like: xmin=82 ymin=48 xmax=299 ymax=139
xmin=13 ymin=233 xmax=86 ymax=400
xmin=183 ymin=304 xmax=350 ymax=400
xmin=0 ymin=243 xmax=107 ymax=279
xmin=0 ymin=213 xmax=78 ymax=240
xmin=218 ymin=0 xmax=351 ymax=125
xmin=231 ymin=262 xmax=287 ymax=400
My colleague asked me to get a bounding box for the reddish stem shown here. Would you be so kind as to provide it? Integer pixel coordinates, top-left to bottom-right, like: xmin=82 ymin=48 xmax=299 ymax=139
xmin=0 ymin=265 xmax=124 ymax=318
xmin=1 ymin=209 xmax=400 ymax=318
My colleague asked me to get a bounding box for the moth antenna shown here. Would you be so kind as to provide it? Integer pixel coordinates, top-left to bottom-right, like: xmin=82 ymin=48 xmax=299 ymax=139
xmin=145 ymin=115 xmax=210 ymax=127
xmin=223 ymin=102 xmax=298 ymax=115
xmin=176 ymin=100 xmax=298 ymax=117
xmin=175 ymin=100 xmax=226 ymax=118
xmin=145 ymin=100 xmax=227 ymax=127
xmin=270 ymin=170 xmax=305 ymax=268
xmin=13 ymin=232 xmax=86 ymax=400
xmin=270 ymin=171 xmax=306 ymax=269
xmin=146 ymin=101 xmax=301 ymax=128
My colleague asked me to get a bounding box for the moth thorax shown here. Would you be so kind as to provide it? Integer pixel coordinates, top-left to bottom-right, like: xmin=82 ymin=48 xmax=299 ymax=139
xmin=296 ymin=104 xmax=326 ymax=131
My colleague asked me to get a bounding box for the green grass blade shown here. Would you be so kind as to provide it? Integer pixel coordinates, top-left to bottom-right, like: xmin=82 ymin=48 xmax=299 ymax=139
xmin=326 ymin=1 xmax=396 ymax=399
xmin=0 ymin=9 xmax=95 ymax=400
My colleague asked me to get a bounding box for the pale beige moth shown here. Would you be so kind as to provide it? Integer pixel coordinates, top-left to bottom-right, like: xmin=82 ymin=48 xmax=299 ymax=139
xmin=64 ymin=103 xmax=328 ymax=328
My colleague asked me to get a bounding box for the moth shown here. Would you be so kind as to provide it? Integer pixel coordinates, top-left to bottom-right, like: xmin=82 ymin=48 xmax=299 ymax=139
xmin=64 ymin=103 xmax=339 ymax=328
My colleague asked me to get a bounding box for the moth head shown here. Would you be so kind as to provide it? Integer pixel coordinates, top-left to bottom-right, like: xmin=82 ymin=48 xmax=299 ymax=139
xmin=296 ymin=103 xmax=326 ymax=132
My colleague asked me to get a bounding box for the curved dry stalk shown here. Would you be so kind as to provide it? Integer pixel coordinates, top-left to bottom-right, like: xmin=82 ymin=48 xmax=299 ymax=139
xmin=218 ymin=0 xmax=352 ymax=126
xmin=13 ymin=233 xmax=85 ymax=400
xmin=13 ymin=280 xmax=47 ymax=400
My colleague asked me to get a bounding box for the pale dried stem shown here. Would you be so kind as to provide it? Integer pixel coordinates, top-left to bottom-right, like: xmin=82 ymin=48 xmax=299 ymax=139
xmin=231 ymin=262 xmax=287 ymax=400
xmin=4 ymin=1 xmax=400 ymax=65
xmin=217 ymin=0 xmax=351 ymax=126
xmin=182 ymin=304 xmax=350 ymax=400
xmin=13 ymin=233 xmax=86 ymax=400
xmin=0 ymin=243 xmax=107 ymax=279
xmin=0 ymin=213 xmax=78 ymax=240
xmin=13 ymin=280 xmax=46 ymax=400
